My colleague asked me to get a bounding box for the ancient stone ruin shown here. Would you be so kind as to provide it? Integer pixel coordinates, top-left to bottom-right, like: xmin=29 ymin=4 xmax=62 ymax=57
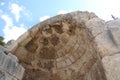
xmin=1 ymin=11 xmax=120 ymax=80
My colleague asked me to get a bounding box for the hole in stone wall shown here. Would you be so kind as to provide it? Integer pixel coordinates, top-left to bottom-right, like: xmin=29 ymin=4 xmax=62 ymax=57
xmin=41 ymin=37 xmax=49 ymax=46
xmin=25 ymin=39 xmax=38 ymax=53
xmin=50 ymin=34 xmax=60 ymax=46
xmin=39 ymin=47 xmax=56 ymax=59
xmin=52 ymin=24 xmax=63 ymax=34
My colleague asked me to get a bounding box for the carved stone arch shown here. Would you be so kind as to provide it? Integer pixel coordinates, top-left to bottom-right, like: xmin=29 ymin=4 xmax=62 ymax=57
xmin=11 ymin=11 xmax=107 ymax=80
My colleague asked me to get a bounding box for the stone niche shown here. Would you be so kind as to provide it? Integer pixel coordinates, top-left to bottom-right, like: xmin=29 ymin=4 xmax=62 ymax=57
xmin=11 ymin=11 xmax=107 ymax=80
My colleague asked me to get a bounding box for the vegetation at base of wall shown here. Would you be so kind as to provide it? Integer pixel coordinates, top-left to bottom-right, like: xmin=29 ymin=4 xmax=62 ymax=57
xmin=0 ymin=36 xmax=5 ymax=46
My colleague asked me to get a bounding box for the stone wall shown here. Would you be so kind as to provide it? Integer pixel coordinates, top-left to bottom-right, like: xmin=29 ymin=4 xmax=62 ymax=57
xmin=101 ymin=19 xmax=120 ymax=80
xmin=0 ymin=46 xmax=24 ymax=80
xmin=10 ymin=11 xmax=107 ymax=80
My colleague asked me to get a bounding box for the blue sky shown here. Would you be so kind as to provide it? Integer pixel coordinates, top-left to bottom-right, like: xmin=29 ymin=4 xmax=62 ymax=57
xmin=0 ymin=0 xmax=120 ymax=42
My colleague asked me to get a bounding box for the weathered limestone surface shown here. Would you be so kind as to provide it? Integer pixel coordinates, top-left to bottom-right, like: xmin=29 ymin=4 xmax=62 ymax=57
xmin=0 ymin=46 xmax=24 ymax=80
xmin=10 ymin=11 xmax=107 ymax=80
xmin=101 ymin=19 xmax=120 ymax=80
xmin=5 ymin=40 xmax=15 ymax=51
xmin=9 ymin=11 xmax=120 ymax=80
xmin=102 ymin=54 xmax=120 ymax=80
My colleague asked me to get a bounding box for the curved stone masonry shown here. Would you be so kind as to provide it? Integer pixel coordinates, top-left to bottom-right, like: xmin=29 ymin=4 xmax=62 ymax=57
xmin=10 ymin=11 xmax=107 ymax=80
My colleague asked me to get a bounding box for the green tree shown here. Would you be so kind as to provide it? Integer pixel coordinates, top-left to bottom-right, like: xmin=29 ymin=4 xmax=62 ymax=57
xmin=0 ymin=36 xmax=5 ymax=46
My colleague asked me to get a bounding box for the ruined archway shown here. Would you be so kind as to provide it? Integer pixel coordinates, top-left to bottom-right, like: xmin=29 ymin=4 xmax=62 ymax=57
xmin=11 ymin=11 xmax=107 ymax=80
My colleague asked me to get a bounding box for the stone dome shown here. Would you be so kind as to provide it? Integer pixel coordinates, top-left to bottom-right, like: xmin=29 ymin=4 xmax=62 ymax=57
xmin=11 ymin=11 xmax=107 ymax=80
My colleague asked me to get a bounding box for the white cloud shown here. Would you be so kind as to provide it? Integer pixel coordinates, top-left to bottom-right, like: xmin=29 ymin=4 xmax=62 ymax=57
xmin=1 ymin=15 xmax=13 ymax=29
xmin=0 ymin=2 xmax=5 ymax=6
xmin=57 ymin=10 xmax=72 ymax=14
xmin=1 ymin=14 xmax=27 ymax=42
xmin=10 ymin=3 xmax=23 ymax=22
xmin=85 ymin=0 xmax=120 ymax=21
xmin=3 ymin=25 xmax=27 ymax=43
xmin=0 ymin=3 xmax=31 ymax=42
xmin=40 ymin=16 xmax=50 ymax=22
xmin=39 ymin=10 xmax=72 ymax=22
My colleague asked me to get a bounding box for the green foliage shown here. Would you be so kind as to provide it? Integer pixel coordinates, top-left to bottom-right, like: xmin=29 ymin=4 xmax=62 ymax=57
xmin=0 ymin=36 xmax=5 ymax=46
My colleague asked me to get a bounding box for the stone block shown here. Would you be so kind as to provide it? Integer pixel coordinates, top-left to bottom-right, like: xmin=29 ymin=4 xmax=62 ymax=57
xmin=65 ymin=58 xmax=72 ymax=66
xmin=69 ymin=55 xmax=75 ymax=63
xmin=109 ymin=27 xmax=120 ymax=46
xmin=73 ymin=52 xmax=79 ymax=60
xmin=2 ymin=54 xmax=24 ymax=80
xmin=14 ymin=64 xmax=25 ymax=80
xmin=8 ymin=53 xmax=18 ymax=62
xmin=73 ymin=44 xmax=79 ymax=52
xmin=61 ymin=61 xmax=67 ymax=68
xmin=102 ymin=53 xmax=120 ymax=80
xmin=12 ymin=78 xmax=17 ymax=80
xmin=56 ymin=57 xmax=64 ymax=62
xmin=94 ymin=31 xmax=120 ymax=57
xmin=0 ymin=46 xmax=8 ymax=53
xmin=56 ymin=62 xmax=62 ymax=69
xmin=4 ymin=58 xmax=18 ymax=75
xmin=0 ymin=71 xmax=17 ymax=80
xmin=0 ymin=52 xmax=6 ymax=67
xmin=0 ymin=45 xmax=24 ymax=80
xmin=85 ymin=18 xmax=106 ymax=37
xmin=0 ymin=71 xmax=5 ymax=80
xmin=56 ymin=50 xmax=64 ymax=58
xmin=4 ymin=73 xmax=14 ymax=80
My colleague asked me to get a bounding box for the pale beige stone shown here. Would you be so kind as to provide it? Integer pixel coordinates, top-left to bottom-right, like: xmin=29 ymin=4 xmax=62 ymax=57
xmin=109 ymin=27 xmax=120 ymax=46
xmin=11 ymin=11 xmax=107 ymax=80
xmin=102 ymin=54 xmax=120 ymax=80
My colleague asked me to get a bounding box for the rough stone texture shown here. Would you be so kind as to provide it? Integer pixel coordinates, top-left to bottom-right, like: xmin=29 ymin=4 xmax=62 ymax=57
xmin=86 ymin=18 xmax=120 ymax=57
xmin=10 ymin=11 xmax=107 ymax=80
xmin=0 ymin=45 xmax=24 ymax=80
xmin=100 ymin=19 xmax=120 ymax=80
xmin=8 ymin=10 xmax=120 ymax=80
xmin=5 ymin=40 xmax=15 ymax=51
xmin=102 ymin=54 xmax=120 ymax=80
